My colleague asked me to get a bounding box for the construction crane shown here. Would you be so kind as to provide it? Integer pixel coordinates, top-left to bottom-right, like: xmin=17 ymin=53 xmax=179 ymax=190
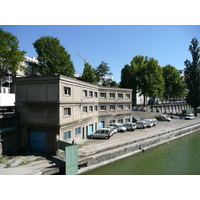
xmin=76 ymin=51 xmax=87 ymax=64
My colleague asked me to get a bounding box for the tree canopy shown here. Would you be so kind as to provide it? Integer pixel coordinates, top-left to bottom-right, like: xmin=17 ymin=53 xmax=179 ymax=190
xmin=120 ymin=55 xmax=165 ymax=105
xmin=184 ymin=37 xmax=200 ymax=116
xmin=95 ymin=61 xmax=113 ymax=83
xmin=81 ymin=62 xmax=97 ymax=84
xmin=0 ymin=28 xmax=26 ymax=79
xmin=33 ymin=36 xmax=75 ymax=77
xmin=163 ymin=64 xmax=186 ymax=99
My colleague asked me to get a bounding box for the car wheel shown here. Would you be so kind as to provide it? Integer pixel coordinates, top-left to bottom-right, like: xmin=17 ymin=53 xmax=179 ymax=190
xmin=105 ymin=136 xmax=109 ymax=139
xmin=91 ymin=135 xmax=94 ymax=139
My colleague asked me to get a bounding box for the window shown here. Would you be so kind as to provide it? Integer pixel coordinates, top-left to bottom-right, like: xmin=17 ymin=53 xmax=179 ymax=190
xmin=109 ymin=120 xmax=115 ymax=124
xmin=64 ymin=87 xmax=71 ymax=96
xmin=118 ymin=119 xmax=123 ymax=123
xmin=118 ymin=94 xmax=123 ymax=99
xmin=100 ymin=93 xmax=106 ymax=98
xmin=64 ymin=131 xmax=71 ymax=140
xmin=64 ymin=108 xmax=71 ymax=116
xmin=75 ymin=127 xmax=81 ymax=135
xmin=126 ymin=118 xmax=131 ymax=122
xmin=89 ymin=106 xmax=93 ymax=112
xmin=125 ymin=105 xmax=130 ymax=110
xmin=83 ymin=106 xmax=87 ymax=113
xmin=89 ymin=91 xmax=93 ymax=97
xmin=118 ymin=105 xmax=123 ymax=110
xmin=125 ymin=94 xmax=130 ymax=99
xmin=100 ymin=106 xmax=106 ymax=111
xmin=94 ymin=106 xmax=98 ymax=111
xmin=110 ymin=105 xmax=115 ymax=110
xmin=83 ymin=90 xmax=87 ymax=97
xmin=109 ymin=93 xmax=115 ymax=98
xmin=94 ymin=92 xmax=98 ymax=98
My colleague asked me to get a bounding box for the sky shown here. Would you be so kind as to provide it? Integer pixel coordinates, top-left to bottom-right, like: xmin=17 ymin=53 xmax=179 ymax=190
xmin=1 ymin=25 xmax=200 ymax=83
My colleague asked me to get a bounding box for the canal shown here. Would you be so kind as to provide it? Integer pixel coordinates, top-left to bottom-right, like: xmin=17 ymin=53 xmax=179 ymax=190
xmin=80 ymin=130 xmax=200 ymax=175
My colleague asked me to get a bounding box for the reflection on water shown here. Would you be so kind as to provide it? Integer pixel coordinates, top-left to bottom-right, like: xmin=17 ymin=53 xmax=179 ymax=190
xmin=81 ymin=130 xmax=200 ymax=175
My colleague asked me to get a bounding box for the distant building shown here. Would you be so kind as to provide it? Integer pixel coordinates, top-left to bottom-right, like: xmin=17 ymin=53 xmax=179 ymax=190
xmin=178 ymin=70 xmax=185 ymax=77
xmin=1 ymin=56 xmax=39 ymax=93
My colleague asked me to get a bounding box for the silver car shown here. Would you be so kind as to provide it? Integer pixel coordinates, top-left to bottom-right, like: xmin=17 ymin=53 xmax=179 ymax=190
xmin=123 ymin=122 xmax=136 ymax=131
xmin=109 ymin=123 xmax=126 ymax=132
xmin=89 ymin=128 xmax=112 ymax=139
xmin=106 ymin=126 xmax=117 ymax=135
xmin=136 ymin=121 xmax=147 ymax=129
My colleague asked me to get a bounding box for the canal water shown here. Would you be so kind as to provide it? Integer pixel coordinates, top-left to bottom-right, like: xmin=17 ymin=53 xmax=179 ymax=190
xmin=81 ymin=130 xmax=200 ymax=175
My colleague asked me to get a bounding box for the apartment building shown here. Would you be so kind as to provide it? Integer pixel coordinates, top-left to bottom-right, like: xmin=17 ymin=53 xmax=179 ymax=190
xmin=14 ymin=75 xmax=132 ymax=154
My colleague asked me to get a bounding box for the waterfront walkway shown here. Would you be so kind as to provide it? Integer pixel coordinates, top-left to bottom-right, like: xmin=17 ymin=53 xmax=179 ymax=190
xmin=78 ymin=116 xmax=200 ymax=159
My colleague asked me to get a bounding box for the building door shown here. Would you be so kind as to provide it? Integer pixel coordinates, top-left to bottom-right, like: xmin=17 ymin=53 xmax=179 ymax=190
xmin=99 ymin=121 xmax=105 ymax=128
xmin=29 ymin=131 xmax=46 ymax=152
xmin=88 ymin=124 xmax=93 ymax=135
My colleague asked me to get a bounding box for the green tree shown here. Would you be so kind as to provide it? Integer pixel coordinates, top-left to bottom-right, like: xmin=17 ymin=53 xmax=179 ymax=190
xmin=95 ymin=61 xmax=113 ymax=84
xmin=120 ymin=55 xmax=164 ymax=106
xmin=137 ymin=57 xmax=164 ymax=105
xmin=101 ymin=78 xmax=119 ymax=87
xmin=120 ymin=55 xmax=144 ymax=93
xmin=0 ymin=28 xmax=26 ymax=86
xmin=184 ymin=37 xmax=200 ymax=116
xmin=33 ymin=36 xmax=75 ymax=77
xmin=81 ymin=62 xmax=97 ymax=84
xmin=163 ymin=64 xmax=186 ymax=100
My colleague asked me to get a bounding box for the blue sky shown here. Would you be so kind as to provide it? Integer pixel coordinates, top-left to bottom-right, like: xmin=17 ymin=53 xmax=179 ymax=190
xmin=1 ymin=25 xmax=200 ymax=83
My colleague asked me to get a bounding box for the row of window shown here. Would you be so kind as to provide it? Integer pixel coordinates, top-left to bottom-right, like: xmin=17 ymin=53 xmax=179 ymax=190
xmin=64 ymin=105 xmax=131 ymax=116
xmin=100 ymin=93 xmax=130 ymax=99
xmin=64 ymin=127 xmax=81 ymax=140
xmin=63 ymin=86 xmax=131 ymax=99
xmin=99 ymin=105 xmax=131 ymax=111
xmin=63 ymin=118 xmax=131 ymax=140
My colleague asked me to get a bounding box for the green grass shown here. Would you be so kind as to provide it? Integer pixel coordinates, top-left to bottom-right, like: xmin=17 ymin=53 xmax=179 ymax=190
xmin=34 ymin=157 xmax=45 ymax=162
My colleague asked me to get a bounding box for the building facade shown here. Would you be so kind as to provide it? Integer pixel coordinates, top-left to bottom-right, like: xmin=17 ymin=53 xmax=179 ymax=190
xmin=14 ymin=75 xmax=132 ymax=154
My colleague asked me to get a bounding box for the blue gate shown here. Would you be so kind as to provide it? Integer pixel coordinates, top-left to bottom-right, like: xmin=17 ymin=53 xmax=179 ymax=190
xmin=88 ymin=124 xmax=93 ymax=134
xmin=99 ymin=121 xmax=105 ymax=128
xmin=29 ymin=131 xmax=46 ymax=151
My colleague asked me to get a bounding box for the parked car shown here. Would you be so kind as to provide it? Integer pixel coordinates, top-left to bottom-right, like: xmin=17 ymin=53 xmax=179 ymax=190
xmin=151 ymin=119 xmax=158 ymax=126
xmin=136 ymin=121 xmax=147 ymax=129
xmin=106 ymin=126 xmax=117 ymax=135
xmin=185 ymin=114 xmax=195 ymax=120
xmin=143 ymin=119 xmax=154 ymax=128
xmin=123 ymin=122 xmax=136 ymax=131
xmin=156 ymin=115 xmax=171 ymax=122
xmin=109 ymin=123 xmax=126 ymax=132
xmin=89 ymin=128 xmax=112 ymax=139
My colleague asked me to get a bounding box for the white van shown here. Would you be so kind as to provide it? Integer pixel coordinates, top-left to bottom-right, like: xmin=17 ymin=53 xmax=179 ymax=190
xmin=143 ymin=119 xmax=154 ymax=128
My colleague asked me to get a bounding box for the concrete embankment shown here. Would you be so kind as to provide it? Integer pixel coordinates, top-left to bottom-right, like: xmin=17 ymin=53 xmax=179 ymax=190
xmin=78 ymin=121 xmax=200 ymax=174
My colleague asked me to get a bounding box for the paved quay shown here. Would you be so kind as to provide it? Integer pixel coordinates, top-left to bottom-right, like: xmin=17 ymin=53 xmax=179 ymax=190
xmin=0 ymin=152 xmax=65 ymax=175
xmin=0 ymin=115 xmax=199 ymax=175
xmin=78 ymin=116 xmax=200 ymax=173
xmin=78 ymin=116 xmax=200 ymax=158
